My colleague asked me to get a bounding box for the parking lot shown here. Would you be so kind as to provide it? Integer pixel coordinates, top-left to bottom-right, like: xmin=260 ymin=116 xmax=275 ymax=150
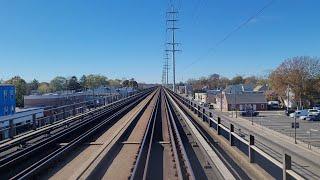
xmin=183 ymin=94 xmax=320 ymax=150
xmin=221 ymin=110 xmax=320 ymax=149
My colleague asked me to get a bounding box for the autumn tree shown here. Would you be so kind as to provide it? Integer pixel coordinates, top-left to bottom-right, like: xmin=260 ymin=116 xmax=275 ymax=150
xmin=38 ymin=82 xmax=50 ymax=94
xmin=269 ymin=56 xmax=320 ymax=107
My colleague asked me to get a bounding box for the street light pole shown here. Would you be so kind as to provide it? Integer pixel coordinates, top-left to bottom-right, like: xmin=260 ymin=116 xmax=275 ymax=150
xmin=294 ymin=116 xmax=297 ymax=144
xmin=287 ymin=84 xmax=290 ymax=112
xmin=251 ymin=110 xmax=253 ymax=125
xmin=234 ymin=92 xmax=237 ymax=118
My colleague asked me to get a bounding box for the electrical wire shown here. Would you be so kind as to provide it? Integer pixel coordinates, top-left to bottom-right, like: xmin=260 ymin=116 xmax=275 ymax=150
xmin=183 ymin=0 xmax=275 ymax=72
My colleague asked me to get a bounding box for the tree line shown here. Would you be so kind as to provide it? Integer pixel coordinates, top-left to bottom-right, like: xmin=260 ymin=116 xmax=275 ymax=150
xmin=187 ymin=56 xmax=320 ymax=108
xmin=1 ymin=74 xmax=139 ymax=107
xmin=186 ymin=74 xmax=268 ymax=90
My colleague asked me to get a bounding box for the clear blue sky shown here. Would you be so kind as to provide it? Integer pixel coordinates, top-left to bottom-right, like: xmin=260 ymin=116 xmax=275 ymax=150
xmin=0 ymin=0 xmax=319 ymax=83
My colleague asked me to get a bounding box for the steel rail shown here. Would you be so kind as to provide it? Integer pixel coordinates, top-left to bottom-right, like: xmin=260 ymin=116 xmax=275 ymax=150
xmin=166 ymin=89 xmax=242 ymax=180
xmin=0 ymin=89 xmax=150 ymax=153
xmin=9 ymin=89 xmax=153 ymax=180
xmin=0 ymin=89 xmax=154 ymax=180
xmin=0 ymin=89 xmax=151 ymax=167
xmin=130 ymin=91 xmax=160 ymax=180
xmin=72 ymin=89 xmax=158 ymax=180
xmin=142 ymin=93 xmax=160 ymax=180
xmin=164 ymin=90 xmax=196 ymax=180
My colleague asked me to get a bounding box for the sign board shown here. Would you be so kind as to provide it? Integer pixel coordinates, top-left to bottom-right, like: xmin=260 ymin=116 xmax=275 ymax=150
xmin=291 ymin=122 xmax=299 ymax=129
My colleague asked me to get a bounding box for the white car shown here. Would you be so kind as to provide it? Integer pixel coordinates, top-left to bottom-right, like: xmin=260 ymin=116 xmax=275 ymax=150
xmin=290 ymin=110 xmax=308 ymax=118
xmin=308 ymin=109 xmax=320 ymax=116
xmin=299 ymin=115 xmax=309 ymax=120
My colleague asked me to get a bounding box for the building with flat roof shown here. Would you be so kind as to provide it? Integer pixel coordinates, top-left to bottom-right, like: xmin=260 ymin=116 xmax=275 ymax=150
xmin=215 ymin=92 xmax=267 ymax=111
xmin=24 ymin=92 xmax=87 ymax=108
xmin=0 ymin=85 xmax=16 ymax=117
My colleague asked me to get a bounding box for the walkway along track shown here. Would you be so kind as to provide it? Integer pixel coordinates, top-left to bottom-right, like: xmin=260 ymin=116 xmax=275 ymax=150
xmin=0 ymin=88 xmax=156 ymax=180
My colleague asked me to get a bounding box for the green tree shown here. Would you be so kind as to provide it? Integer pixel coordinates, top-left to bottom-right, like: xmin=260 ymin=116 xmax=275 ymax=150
xmin=108 ymin=79 xmax=121 ymax=87
xmin=85 ymin=74 xmax=108 ymax=89
xmin=67 ymin=76 xmax=81 ymax=91
xmin=79 ymin=75 xmax=87 ymax=90
xmin=122 ymin=80 xmax=129 ymax=87
xmin=50 ymin=76 xmax=67 ymax=92
xmin=5 ymin=76 xmax=27 ymax=107
xmin=230 ymin=75 xmax=244 ymax=85
xmin=129 ymin=79 xmax=138 ymax=88
xmin=27 ymin=79 xmax=39 ymax=94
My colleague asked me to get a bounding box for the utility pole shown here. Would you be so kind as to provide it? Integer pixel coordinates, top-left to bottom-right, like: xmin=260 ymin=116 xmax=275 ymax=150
xmin=167 ymin=6 xmax=180 ymax=92
xmin=162 ymin=65 xmax=166 ymax=85
xmin=164 ymin=52 xmax=170 ymax=86
xmin=287 ymin=84 xmax=290 ymax=111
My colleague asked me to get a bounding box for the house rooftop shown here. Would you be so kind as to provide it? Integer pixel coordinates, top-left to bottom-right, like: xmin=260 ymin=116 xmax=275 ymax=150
xmin=225 ymin=93 xmax=267 ymax=104
xmin=224 ymin=84 xmax=254 ymax=94
xmin=0 ymin=84 xmax=14 ymax=87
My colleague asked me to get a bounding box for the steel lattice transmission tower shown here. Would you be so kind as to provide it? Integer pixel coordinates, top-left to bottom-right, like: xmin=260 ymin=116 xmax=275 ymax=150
xmin=166 ymin=6 xmax=180 ymax=92
xmin=164 ymin=52 xmax=170 ymax=86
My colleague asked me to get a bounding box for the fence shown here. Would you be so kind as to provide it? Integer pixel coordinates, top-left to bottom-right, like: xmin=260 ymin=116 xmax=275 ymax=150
xmin=0 ymin=93 xmax=131 ymax=141
xmin=175 ymin=93 xmax=304 ymax=180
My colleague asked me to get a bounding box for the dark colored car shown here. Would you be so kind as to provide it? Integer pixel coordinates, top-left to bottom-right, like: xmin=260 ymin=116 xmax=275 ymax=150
xmin=240 ymin=110 xmax=259 ymax=117
xmin=306 ymin=114 xmax=320 ymax=121
xmin=285 ymin=109 xmax=295 ymax=116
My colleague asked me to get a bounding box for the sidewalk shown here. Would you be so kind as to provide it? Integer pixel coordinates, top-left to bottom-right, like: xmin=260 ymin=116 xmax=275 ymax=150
xmin=181 ymin=95 xmax=320 ymax=178
xmin=212 ymin=110 xmax=320 ymax=178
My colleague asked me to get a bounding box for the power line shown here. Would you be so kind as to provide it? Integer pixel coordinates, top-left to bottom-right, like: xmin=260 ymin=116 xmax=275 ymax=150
xmin=183 ymin=0 xmax=275 ymax=71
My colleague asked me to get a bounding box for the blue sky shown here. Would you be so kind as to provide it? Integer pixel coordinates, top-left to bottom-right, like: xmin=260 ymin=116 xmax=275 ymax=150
xmin=0 ymin=0 xmax=319 ymax=83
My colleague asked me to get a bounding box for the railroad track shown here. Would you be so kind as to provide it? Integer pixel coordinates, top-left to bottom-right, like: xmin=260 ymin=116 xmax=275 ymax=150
xmin=0 ymin=88 xmax=155 ymax=179
xmin=165 ymin=89 xmax=247 ymax=180
xmin=129 ymin=89 xmax=195 ymax=180
xmin=0 ymin=87 xmax=258 ymax=180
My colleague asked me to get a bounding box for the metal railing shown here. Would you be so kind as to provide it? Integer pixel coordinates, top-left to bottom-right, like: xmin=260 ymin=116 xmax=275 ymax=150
xmin=0 ymin=92 xmax=135 ymax=141
xmin=171 ymin=91 xmax=307 ymax=180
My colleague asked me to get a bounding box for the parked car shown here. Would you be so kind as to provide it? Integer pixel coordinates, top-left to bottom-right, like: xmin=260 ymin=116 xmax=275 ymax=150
xmin=289 ymin=110 xmax=308 ymax=118
xmin=240 ymin=110 xmax=259 ymax=117
xmin=308 ymin=109 xmax=320 ymax=116
xmin=299 ymin=115 xmax=309 ymax=120
xmin=305 ymin=114 xmax=320 ymax=121
xmin=313 ymin=106 xmax=320 ymax=110
xmin=209 ymin=103 xmax=214 ymax=109
xmin=300 ymin=109 xmax=320 ymax=120
xmin=285 ymin=109 xmax=295 ymax=116
xmin=268 ymin=101 xmax=280 ymax=110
